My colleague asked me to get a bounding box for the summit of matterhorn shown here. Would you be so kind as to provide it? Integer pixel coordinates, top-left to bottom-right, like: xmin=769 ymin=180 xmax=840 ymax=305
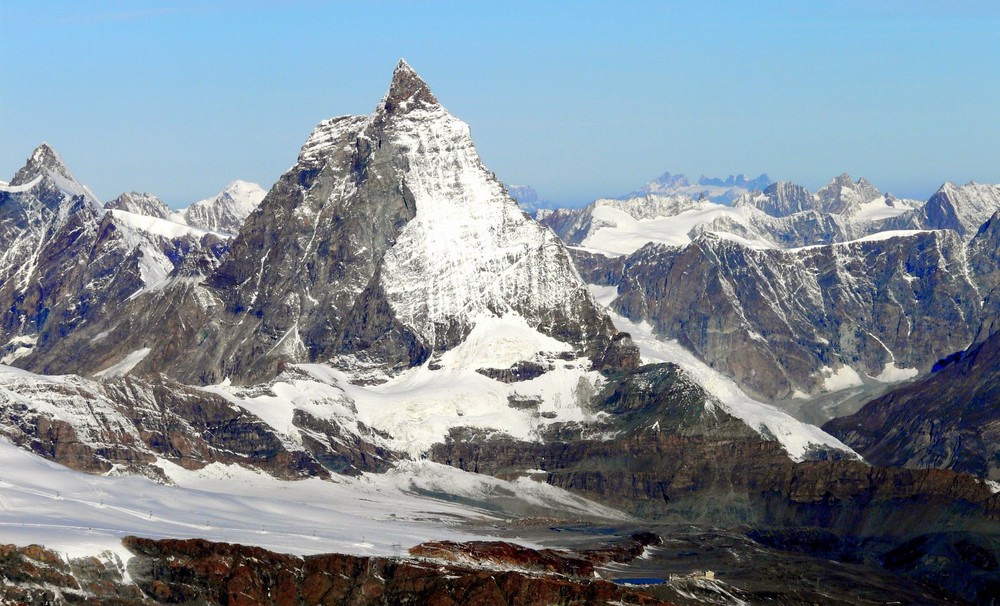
xmin=209 ymin=58 xmax=628 ymax=379
xmin=18 ymin=60 xmax=630 ymax=385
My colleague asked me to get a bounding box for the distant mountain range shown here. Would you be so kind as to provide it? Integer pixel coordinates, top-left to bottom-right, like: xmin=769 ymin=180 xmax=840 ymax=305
xmin=626 ymin=170 xmax=772 ymax=204
xmin=1 ymin=61 xmax=998 ymax=605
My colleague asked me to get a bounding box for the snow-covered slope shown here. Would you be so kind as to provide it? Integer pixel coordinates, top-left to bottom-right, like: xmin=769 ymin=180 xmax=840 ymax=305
xmin=105 ymin=191 xmax=173 ymax=219
xmin=376 ymin=66 xmax=608 ymax=352
xmin=0 ymin=436 xmax=623 ymax=560
xmin=108 ymin=208 xmax=223 ymax=241
xmin=541 ymin=174 xmax=928 ymax=257
xmin=178 ymin=180 xmax=266 ymax=234
xmin=589 ymin=286 xmax=859 ymax=461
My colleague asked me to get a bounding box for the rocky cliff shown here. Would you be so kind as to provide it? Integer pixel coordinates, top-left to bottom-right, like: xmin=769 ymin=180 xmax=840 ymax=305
xmin=105 ymin=192 xmax=173 ymax=219
xmin=824 ymin=327 xmax=1000 ymax=481
xmin=0 ymin=537 xmax=671 ymax=606
xmin=10 ymin=61 xmax=628 ymax=386
xmin=576 ymin=229 xmax=988 ymax=400
xmin=0 ymin=364 xmax=391 ymax=479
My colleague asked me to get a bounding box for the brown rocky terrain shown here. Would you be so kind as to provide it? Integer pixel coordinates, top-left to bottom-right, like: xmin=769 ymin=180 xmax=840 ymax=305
xmin=0 ymin=537 xmax=672 ymax=606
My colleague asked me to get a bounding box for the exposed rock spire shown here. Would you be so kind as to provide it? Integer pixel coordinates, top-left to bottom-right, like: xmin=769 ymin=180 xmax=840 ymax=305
xmin=379 ymin=58 xmax=438 ymax=116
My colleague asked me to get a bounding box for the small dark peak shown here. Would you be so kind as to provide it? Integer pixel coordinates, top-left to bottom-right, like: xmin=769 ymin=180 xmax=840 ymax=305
xmin=10 ymin=142 xmax=73 ymax=186
xmin=380 ymin=59 xmax=438 ymax=116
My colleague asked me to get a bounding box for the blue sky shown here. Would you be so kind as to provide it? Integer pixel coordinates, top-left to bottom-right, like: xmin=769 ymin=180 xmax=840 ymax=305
xmin=2 ymin=1 xmax=998 ymax=207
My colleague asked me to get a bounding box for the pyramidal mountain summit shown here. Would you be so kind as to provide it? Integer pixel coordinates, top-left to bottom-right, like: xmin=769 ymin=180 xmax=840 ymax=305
xmin=11 ymin=59 xmax=631 ymax=386
xmin=1 ymin=61 xmax=999 ymax=605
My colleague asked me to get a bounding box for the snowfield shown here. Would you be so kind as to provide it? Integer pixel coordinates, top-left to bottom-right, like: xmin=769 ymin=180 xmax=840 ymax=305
xmin=0 ymin=436 xmax=625 ymax=562
xmin=581 ymin=200 xmax=772 ymax=255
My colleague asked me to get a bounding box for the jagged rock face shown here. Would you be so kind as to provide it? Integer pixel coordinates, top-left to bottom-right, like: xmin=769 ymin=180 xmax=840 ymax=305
xmin=183 ymin=60 xmax=625 ymax=382
xmin=0 ymin=365 xmax=393 ymax=478
xmin=735 ymin=181 xmax=816 ymax=217
xmin=918 ymin=181 xmax=1000 ymax=237
xmin=593 ymin=230 xmax=984 ymax=400
xmin=0 ymin=146 xmax=148 ymax=365
xmin=814 ymin=174 xmax=883 ymax=215
xmin=970 ymin=210 xmax=1000 ymax=340
xmin=181 ymin=180 xmax=266 ymax=234
xmin=0 ymin=145 xmax=230 ymax=371
xmin=824 ymin=328 xmax=1000 ymax=481
xmin=105 ymin=192 xmax=173 ymax=219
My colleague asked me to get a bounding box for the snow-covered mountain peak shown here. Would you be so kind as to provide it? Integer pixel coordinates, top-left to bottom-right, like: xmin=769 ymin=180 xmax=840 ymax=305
xmin=921 ymin=180 xmax=1000 ymax=237
xmin=219 ymin=179 xmax=265 ymax=201
xmin=374 ymin=66 xmax=616 ymax=356
xmin=11 ymin=143 xmax=66 ymax=185
xmin=170 ymin=60 xmax=629 ymax=385
xmin=378 ymin=58 xmax=439 ymax=117
xmin=815 ymin=172 xmax=883 ymax=215
xmin=181 ymin=180 xmax=266 ymax=234
xmin=7 ymin=143 xmax=99 ymax=209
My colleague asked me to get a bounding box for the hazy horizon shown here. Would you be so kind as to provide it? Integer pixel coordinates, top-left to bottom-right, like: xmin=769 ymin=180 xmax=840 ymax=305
xmin=3 ymin=0 xmax=998 ymax=208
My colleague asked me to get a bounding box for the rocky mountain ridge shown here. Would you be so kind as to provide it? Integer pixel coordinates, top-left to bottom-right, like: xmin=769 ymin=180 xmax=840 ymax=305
xmin=542 ymin=173 xmax=1000 ymax=258
xmin=1 ymin=61 xmax=999 ymax=605
xmin=9 ymin=60 xmax=629 ymax=388
xmin=572 ymin=226 xmax=997 ymax=401
xmin=824 ymin=216 xmax=1000 ymax=482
